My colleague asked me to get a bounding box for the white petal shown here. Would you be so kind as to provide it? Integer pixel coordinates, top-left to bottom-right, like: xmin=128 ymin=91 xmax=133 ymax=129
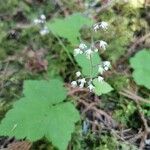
xmin=85 ymin=49 xmax=93 ymax=59
xmin=99 ymin=40 xmax=107 ymax=50
xmin=78 ymin=78 xmax=86 ymax=84
xmin=40 ymin=27 xmax=49 ymax=35
xmin=98 ymin=76 xmax=104 ymax=82
xmin=74 ymin=48 xmax=82 ymax=56
xmin=93 ymin=24 xmax=99 ymax=32
xmin=76 ymin=71 xmax=81 ymax=77
xmin=33 ymin=19 xmax=41 ymax=25
xmin=40 ymin=14 xmax=46 ymax=20
xmin=79 ymin=43 xmax=87 ymax=49
xmin=87 ymin=84 xmax=95 ymax=92
xmin=99 ymin=21 xmax=108 ymax=30
xmin=103 ymin=61 xmax=111 ymax=68
xmin=98 ymin=65 xmax=104 ymax=74
xmin=71 ymin=81 xmax=77 ymax=87
xmin=94 ymin=48 xmax=98 ymax=52
xmin=79 ymin=83 xmax=84 ymax=88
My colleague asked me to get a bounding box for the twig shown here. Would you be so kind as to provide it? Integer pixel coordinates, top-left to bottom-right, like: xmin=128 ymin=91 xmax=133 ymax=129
xmin=95 ymin=0 xmax=114 ymax=13
xmin=120 ymin=89 xmax=150 ymax=149
xmin=73 ymin=96 xmax=118 ymax=128
xmin=67 ymin=86 xmax=89 ymax=95
xmin=119 ymin=32 xmax=150 ymax=63
xmin=0 ymin=61 xmax=9 ymax=89
xmin=119 ymin=89 xmax=150 ymax=104
xmin=55 ymin=0 xmax=69 ymax=16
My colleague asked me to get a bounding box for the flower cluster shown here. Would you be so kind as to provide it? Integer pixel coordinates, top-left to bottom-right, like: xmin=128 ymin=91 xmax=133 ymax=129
xmin=93 ymin=21 xmax=108 ymax=31
xmin=71 ymin=21 xmax=111 ymax=92
xmin=71 ymin=59 xmax=111 ymax=92
xmin=74 ymin=43 xmax=98 ymax=59
xmin=74 ymin=40 xmax=107 ymax=59
xmin=33 ymin=14 xmax=49 ymax=36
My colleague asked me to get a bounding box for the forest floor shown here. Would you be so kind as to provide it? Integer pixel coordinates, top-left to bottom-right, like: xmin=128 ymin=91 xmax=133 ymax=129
xmin=0 ymin=0 xmax=150 ymax=150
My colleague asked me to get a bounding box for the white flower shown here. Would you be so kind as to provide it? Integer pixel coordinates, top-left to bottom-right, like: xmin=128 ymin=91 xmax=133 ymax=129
xmin=103 ymin=61 xmax=111 ymax=71
xmin=79 ymin=43 xmax=87 ymax=49
xmin=78 ymin=78 xmax=86 ymax=88
xmin=103 ymin=61 xmax=110 ymax=66
xmin=93 ymin=24 xmax=99 ymax=32
xmin=74 ymin=48 xmax=83 ymax=56
xmin=104 ymin=66 xmax=109 ymax=71
xmin=99 ymin=40 xmax=107 ymax=50
xmin=98 ymin=65 xmax=104 ymax=74
xmin=78 ymin=78 xmax=86 ymax=84
xmin=99 ymin=21 xmax=108 ymax=30
xmin=103 ymin=61 xmax=110 ymax=67
xmin=40 ymin=27 xmax=49 ymax=35
xmin=98 ymin=76 xmax=104 ymax=82
xmin=94 ymin=48 xmax=98 ymax=52
xmin=88 ymin=79 xmax=92 ymax=85
xmin=40 ymin=14 xmax=46 ymax=20
xmin=76 ymin=71 xmax=81 ymax=77
xmin=87 ymin=84 xmax=95 ymax=92
xmin=85 ymin=49 xmax=93 ymax=59
xmin=79 ymin=83 xmax=84 ymax=88
xmin=145 ymin=139 xmax=150 ymax=145
xmin=33 ymin=19 xmax=41 ymax=25
xmin=71 ymin=81 xmax=77 ymax=87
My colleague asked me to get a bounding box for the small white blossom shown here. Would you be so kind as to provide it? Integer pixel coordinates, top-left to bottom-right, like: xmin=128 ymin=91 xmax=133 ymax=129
xmin=71 ymin=81 xmax=77 ymax=87
xmin=74 ymin=48 xmax=83 ymax=56
xmin=99 ymin=21 xmax=108 ymax=30
xmin=93 ymin=24 xmax=99 ymax=32
xmin=76 ymin=71 xmax=81 ymax=77
xmin=79 ymin=83 xmax=84 ymax=88
xmin=87 ymin=84 xmax=95 ymax=92
xmin=40 ymin=14 xmax=46 ymax=20
xmin=33 ymin=19 xmax=42 ymax=25
xmin=94 ymin=48 xmax=98 ymax=52
xmin=104 ymin=66 xmax=109 ymax=71
xmin=145 ymin=139 xmax=150 ymax=145
xmin=99 ymin=40 xmax=107 ymax=50
xmin=78 ymin=78 xmax=86 ymax=88
xmin=79 ymin=43 xmax=87 ymax=49
xmin=98 ymin=65 xmax=104 ymax=74
xmin=98 ymin=76 xmax=104 ymax=82
xmin=85 ymin=49 xmax=93 ymax=59
xmin=40 ymin=27 xmax=49 ymax=35
xmin=78 ymin=78 xmax=86 ymax=84
xmin=103 ymin=61 xmax=111 ymax=71
xmin=103 ymin=61 xmax=111 ymax=67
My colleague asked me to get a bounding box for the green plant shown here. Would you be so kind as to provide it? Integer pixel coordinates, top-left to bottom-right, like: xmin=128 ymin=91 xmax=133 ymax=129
xmin=130 ymin=49 xmax=150 ymax=89
xmin=0 ymin=79 xmax=80 ymax=150
xmin=43 ymin=13 xmax=113 ymax=95
xmin=114 ymin=101 xmax=136 ymax=126
xmin=47 ymin=13 xmax=93 ymax=46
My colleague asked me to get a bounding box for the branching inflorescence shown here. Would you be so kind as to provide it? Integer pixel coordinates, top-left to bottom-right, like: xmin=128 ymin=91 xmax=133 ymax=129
xmin=33 ymin=14 xmax=49 ymax=36
xmin=71 ymin=21 xmax=111 ymax=92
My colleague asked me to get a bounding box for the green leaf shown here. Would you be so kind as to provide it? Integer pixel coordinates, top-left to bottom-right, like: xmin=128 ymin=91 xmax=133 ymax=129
xmin=23 ymin=79 xmax=67 ymax=104
xmin=47 ymin=13 xmax=93 ymax=45
xmin=0 ymin=79 xmax=80 ymax=150
xmin=93 ymin=78 xmax=113 ymax=95
xmin=75 ymin=53 xmax=101 ymax=78
xmin=130 ymin=49 xmax=150 ymax=89
xmin=128 ymin=0 xmax=144 ymax=8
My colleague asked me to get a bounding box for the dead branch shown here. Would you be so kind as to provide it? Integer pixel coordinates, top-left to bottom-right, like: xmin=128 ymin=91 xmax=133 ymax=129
xmin=120 ymin=89 xmax=150 ymax=149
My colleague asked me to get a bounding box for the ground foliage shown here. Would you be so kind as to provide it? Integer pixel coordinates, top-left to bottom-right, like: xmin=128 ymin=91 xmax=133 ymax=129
xmin=0 ymin=0 xmax=150 ymax=150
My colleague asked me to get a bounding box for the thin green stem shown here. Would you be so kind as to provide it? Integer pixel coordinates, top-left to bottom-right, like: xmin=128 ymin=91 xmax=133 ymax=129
xmin=89 ymin=54 xmax=93 ymax=79
xmin=89 ymin=31 xmax=95 ymax=79
xmin=50 ymin=30 xmax=75 ymax=66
